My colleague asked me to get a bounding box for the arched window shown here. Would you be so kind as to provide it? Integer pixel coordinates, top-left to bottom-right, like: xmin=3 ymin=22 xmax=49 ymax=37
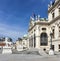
xmin=40 ymin=33 xmax=48 ymax=46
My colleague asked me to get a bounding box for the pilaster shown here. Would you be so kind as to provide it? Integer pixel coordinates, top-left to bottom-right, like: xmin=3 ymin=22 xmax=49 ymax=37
xmin=35 ymin=25 xmax=40 ymax=48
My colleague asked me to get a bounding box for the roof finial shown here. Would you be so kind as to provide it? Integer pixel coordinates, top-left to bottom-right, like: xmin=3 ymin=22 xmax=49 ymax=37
xmin=36 ymin=16 xmax=38 ymax=20
xmin=55 ymin=0 xmax=58 ymax=2
xmin=32 ymin=13 xmax=36 ymax=20
xmin=30 ymin=16 xmax=34 ymax=20
xmin=50 ymin=1 xmax=52 ymax=7
xmin=38 ymin=15 xmax=40 ymax=20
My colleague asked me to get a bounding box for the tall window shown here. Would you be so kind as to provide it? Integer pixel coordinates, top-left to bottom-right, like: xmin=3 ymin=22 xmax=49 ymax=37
xmin=59 ymin=8 xmax=60 ymax=15
xmin=42 ymin=28 xmax=46 ymax=30
xmin=59 ymin=26 xmax=60 ymax=37
xmin=40 ymin=33 xmax=48 ymax=46
xmin=59 ymin=45 xmax=60 ymax=49
xmin=34 ymin=34 xmax=36 ymax=47
xmin=52 ymin=12 xmax=54 ymax=19
xmin=52 ymin=29 xmax=55 ymax=38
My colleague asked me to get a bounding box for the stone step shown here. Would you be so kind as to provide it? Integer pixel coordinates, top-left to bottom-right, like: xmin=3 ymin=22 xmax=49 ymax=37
xmin=12 ymin=49 xmax=40 ymax=55
xmin=12 ymin=48 xmax=49 ymax=56
xmin=38 ymin=49 xmax=49 ymax=56
xmin=0 ymin=49 xmax=2 ymax=54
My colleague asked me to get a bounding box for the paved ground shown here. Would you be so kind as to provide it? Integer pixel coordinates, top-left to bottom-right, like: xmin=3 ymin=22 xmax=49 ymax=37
xmin=0 ymin=54 xmax=60 ymax=61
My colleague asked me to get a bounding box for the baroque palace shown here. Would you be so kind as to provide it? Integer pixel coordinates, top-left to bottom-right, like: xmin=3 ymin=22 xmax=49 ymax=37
xmin=28 ymin=0 xmax=60 ymax=52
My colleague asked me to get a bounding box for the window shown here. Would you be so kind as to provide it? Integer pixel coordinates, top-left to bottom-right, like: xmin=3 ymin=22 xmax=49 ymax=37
xmin=52 ymin=12 xmax=54 ymax=19
xmin=42 ymin=28 xmax=46 ymax=30
xmin=34 ymin=34 xmax=36 ymax=47
xmin=23 ymin=42 xmax=25 ymax=45
xmin=59 ymin=26 xmax=60 ymax=28
xmin=52 ymin=29 xmax=55 ymax=38
xmin=59 ymin=26 xmax=60 ymax=36
xmin=59 ymin=45 xmax=60 ymax=49
xmin=52 ymin=45 xmax=54 ymax=50
xmin=40 ymin=33 xmax=48 ymax=46
xmin=59 ymin=30 xmax=60 ymax=37
xmin=59 ymin=8 xmax=60 ymax=15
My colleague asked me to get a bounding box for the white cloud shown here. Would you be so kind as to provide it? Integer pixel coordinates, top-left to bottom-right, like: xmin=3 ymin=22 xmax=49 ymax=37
xmin=0 ymin=23 xmax=26 ymax=42
xmin=0 ymin=10 xmax=27 ymax=42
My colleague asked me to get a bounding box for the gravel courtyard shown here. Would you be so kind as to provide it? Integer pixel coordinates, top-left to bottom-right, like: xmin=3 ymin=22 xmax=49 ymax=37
xmin=0 ymin=54 xmax=60 ymax=61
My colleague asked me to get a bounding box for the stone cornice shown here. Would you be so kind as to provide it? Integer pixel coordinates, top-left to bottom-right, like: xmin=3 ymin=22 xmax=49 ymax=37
xmin=49 ymin=15 xmax=60 ymax=25
xmin=28 ymin=24 xmax=35 ymax=32
xmin=49 ymin=39 xmax=60 ymax=42
xmin=35 ymin=21 xmax=49 ymax=25
xmin=28 ymin=21 xmax=49 ymax=32
xmin=48 ymin=0 xmax=60 ymax=13
xmin=28 ymin=15 xmax=60 ymax=32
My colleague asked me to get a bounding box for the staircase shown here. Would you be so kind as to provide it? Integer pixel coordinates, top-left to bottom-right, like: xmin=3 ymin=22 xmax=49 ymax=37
xmin=12 ymin=48 xmax=40 ymax=55
xmin=0 ymin=48 xmax=2 ymax=54
xmin=12 ymin=48 xmax=49 ymax=56
xmin=38 ymin=49 xmax=48 ymax=56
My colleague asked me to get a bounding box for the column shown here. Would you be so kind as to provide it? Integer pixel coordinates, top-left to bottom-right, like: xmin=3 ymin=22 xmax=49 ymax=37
xmin=35 ymin=25 xmax=40 ymax=48
xmin=55 ymin=24 xmax=59 ymax=39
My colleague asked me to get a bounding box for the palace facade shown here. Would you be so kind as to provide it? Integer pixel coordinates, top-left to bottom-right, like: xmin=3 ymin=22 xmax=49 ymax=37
xmin=28 ymin=0 xmax=60 ymax=52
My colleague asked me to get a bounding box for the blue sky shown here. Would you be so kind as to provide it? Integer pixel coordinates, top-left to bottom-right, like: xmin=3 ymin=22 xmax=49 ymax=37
xmin=0 ymin=0 xmax=54 ymax=42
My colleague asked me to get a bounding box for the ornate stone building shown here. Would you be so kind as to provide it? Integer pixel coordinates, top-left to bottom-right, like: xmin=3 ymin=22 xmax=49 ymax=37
xmin=28 ymin=0 xmax=60 ymax=52
xmin=0 ymin=37 xmax=12 ymax=48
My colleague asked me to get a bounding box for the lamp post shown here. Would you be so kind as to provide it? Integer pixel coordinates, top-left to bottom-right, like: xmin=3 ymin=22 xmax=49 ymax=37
xmin=49 ymin=31 xmax=54 ymax=55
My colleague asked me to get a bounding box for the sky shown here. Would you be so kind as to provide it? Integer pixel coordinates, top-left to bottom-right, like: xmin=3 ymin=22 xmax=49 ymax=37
xmin=0 ymin=0 xmax=54 ymax=42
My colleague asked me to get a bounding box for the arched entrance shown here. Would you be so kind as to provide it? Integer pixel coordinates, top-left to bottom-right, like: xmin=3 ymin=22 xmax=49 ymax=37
xmin=40 ymin=33 xmax=48 ymax=46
